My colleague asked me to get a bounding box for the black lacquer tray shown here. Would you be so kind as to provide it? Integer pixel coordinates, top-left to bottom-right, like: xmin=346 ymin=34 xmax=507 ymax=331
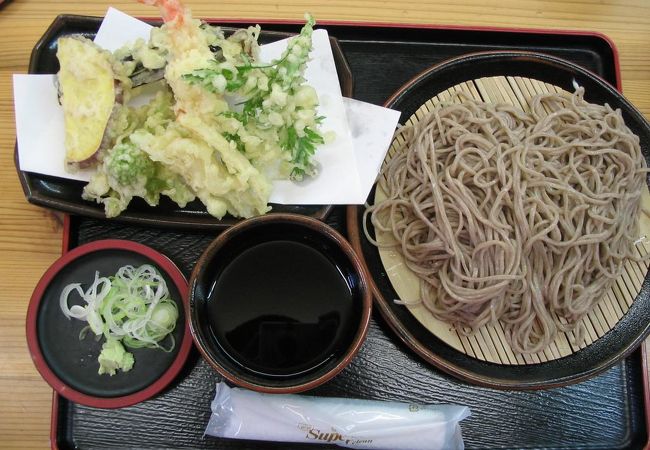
xmin=47 ymin=18 xmax=648 ymax=450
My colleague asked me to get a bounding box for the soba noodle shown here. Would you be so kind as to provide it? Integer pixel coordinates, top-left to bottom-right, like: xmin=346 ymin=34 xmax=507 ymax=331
xmin=364 ymin=88 xmax=648 ymax=354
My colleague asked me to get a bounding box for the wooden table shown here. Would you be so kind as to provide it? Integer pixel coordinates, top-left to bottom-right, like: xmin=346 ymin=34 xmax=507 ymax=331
xmin=0 ymin=0 xmax=648 ymax=448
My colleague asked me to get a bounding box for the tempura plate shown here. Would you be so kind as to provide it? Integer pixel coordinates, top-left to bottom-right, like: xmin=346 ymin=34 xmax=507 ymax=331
xmin=15 ymin=15 xmax=353 ymax=229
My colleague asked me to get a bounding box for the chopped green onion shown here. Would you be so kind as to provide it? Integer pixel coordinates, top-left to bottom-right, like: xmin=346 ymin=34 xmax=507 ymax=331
xmin=59 ymin=264 xmax=179 ymax=375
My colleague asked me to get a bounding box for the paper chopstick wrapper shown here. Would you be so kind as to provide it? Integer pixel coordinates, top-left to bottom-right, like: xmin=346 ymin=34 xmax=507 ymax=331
xmin=205 ymin=382 xmax=470 ymax=450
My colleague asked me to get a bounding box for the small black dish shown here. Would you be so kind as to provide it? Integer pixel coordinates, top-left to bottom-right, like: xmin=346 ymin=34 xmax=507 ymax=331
xmin=26 ymin=239 xmax=192 ymax=408
xmin=347 ymin=50 xmax=650 ymax=389
xmin=189 ymin=213 xmax=372 ymax=393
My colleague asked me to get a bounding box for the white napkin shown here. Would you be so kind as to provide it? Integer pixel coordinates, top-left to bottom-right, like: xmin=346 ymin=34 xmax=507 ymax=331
xmin=13 ymin=8 xmax=400 ymax=205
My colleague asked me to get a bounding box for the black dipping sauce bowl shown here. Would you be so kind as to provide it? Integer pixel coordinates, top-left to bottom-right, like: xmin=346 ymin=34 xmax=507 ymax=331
xmin=188 ymin=213 xmax=372 ymax=393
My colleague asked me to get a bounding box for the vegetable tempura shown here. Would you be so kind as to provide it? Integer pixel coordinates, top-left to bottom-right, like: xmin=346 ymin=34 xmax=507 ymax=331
xmin=58 ymin=0 xmax=326 ymax=219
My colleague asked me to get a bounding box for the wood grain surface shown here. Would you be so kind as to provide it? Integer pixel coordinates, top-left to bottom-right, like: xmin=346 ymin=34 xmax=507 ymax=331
xmin=0 ymin=0 xmax=648 ymax=448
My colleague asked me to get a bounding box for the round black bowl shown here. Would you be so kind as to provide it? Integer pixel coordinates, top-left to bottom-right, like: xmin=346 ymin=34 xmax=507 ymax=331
xmin=188 ymin=213 xmax=372 ymax=393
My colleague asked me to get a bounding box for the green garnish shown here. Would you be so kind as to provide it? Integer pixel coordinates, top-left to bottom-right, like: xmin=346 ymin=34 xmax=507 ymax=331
xmin=282 ymin=126 xmax=324 ymax=179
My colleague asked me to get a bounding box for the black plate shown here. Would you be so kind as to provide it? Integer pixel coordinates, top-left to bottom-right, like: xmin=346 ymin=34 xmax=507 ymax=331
xmin=348 ymin=51 xmax=650 ymax=389
xmin=26 ymin=239 xmax=193 ymax=408
xmin=15 ymin=15 xmax=354 ymax=230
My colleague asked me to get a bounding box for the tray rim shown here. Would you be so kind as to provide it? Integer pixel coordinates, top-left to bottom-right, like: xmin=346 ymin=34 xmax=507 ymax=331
xmin=46 ymin=19 xmax=647 ymax=450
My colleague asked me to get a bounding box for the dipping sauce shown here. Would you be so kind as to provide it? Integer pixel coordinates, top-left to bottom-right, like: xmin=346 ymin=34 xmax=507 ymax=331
xmin=207 ymin=240 xmax=358 ymax=378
